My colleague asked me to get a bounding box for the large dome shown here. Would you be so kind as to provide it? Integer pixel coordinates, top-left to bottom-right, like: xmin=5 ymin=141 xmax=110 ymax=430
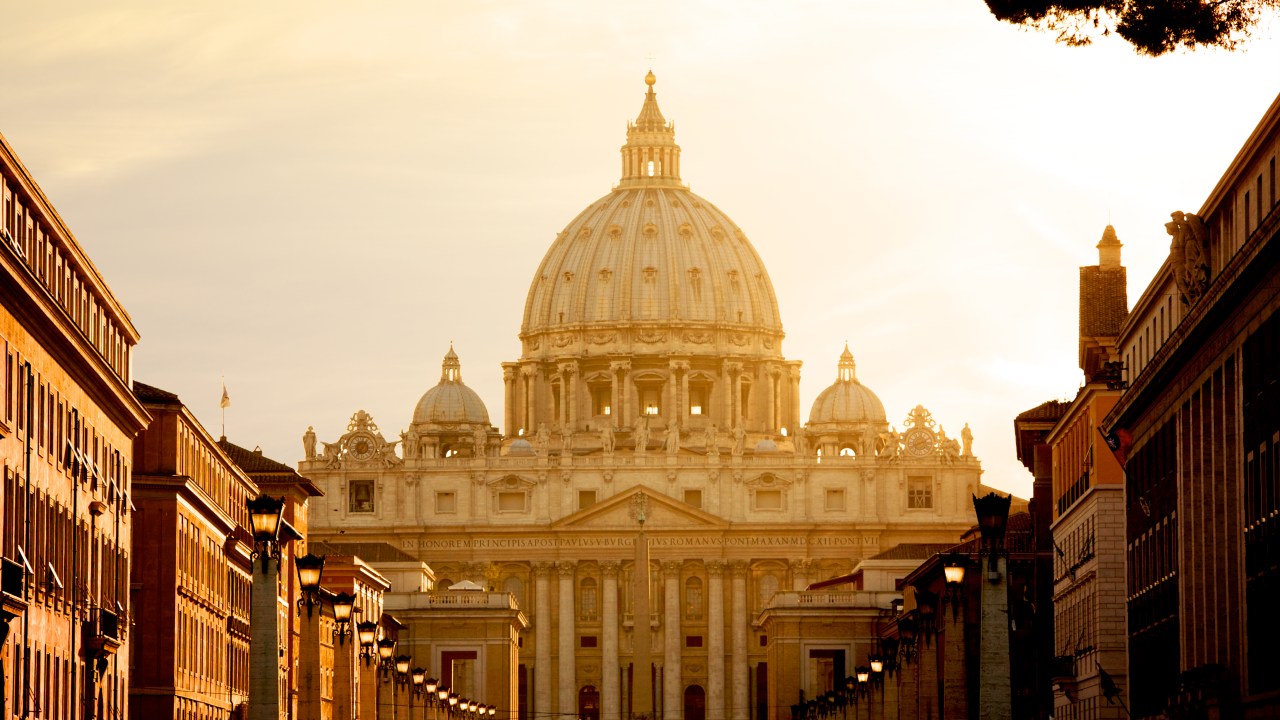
xmin=412 ymin=347 xmax=490 ymax=426
xmin=808 ymin=346 xmax=886 ymax=426
xmin=519 ymin=73 xmax=783 ymax=360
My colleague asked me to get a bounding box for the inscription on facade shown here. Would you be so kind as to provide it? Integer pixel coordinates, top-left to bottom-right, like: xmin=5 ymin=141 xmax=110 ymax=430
xmin=411 ymin=535 xmax=880 ymax=550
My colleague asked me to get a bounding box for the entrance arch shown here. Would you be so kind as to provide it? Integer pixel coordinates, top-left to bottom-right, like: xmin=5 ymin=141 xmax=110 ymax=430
xmin=578 ymin=685 xmax=600 ymax=720
xmin=684 ymin=685 xmax=706 ymax=720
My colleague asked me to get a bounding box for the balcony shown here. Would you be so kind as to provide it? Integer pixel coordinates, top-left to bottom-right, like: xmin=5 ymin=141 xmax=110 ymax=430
xmin=1 ymin=557 xmax=26 ymax=622
xmin=83 ymin=607 xmax=121 ymax=657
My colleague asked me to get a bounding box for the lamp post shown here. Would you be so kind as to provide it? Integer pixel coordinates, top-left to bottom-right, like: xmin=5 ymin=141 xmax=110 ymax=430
xmin=972 ymin=491 xmax=1013 ymax=720
xmin=411 ymin=668 xmax=426 ymax=720
xmin=246 ymin=494 xmax=286 ymax=720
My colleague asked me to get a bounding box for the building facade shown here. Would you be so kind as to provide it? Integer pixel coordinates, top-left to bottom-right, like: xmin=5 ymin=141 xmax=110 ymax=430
xmin=304 ymin=74 xmax=987 ymax=720
xmin=1106 ymin=91 xmax=1280 ymax=718
xmin=0 ymin=130 xmax=149 ymax=720
xmin=129 ymin=382 xmax=259 ymax=720
xmin=1042 ymin=228 xmax=1129 ymax=718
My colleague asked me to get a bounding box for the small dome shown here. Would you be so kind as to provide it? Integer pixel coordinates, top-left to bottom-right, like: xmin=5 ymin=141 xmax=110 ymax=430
xmin=413 ymin=347 xmax=491 ymax=425
xmin=754 ymin=438 xmax=779 ymax=453
xmin=808 ymin=345 xmax=887 ymax=426
xmin=507 ymin=439 xmax=535 ymax=456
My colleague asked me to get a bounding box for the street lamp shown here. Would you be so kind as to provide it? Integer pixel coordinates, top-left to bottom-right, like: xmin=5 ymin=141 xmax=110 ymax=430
xmin=332 ymin=592 xmax=356 ymax=643
xmin=296 ymin=553 xmax=326 ymax=616
xmin=247 ymin=494 xmax=285 ymax=573
xmin=377 ymin=636 xmax=396 ymax=676
xmin=357 ymin=621 xmax=379 ymax=665
xmin=972 ymin=492 xmax=1012 ymax=581
xmin=942 ymin=554 xmax=968 ymax=619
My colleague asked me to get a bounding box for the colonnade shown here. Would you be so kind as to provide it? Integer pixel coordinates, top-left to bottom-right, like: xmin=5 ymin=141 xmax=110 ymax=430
xmin=501 ymin=360 xmax=801 ymax=438
xmin=528 ymin=559 xmax=752 ymax=720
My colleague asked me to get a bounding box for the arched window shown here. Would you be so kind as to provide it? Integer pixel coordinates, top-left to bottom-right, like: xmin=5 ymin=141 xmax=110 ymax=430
xmin=757 ymin=574 xmax=779 ymax=610
xmin=580 ymin=577 xmax=598 ymax=621
xmin=504 ymin=576 xmax=525 ymax=610
xmin=685 ymin=577 xmax=704 ymax=620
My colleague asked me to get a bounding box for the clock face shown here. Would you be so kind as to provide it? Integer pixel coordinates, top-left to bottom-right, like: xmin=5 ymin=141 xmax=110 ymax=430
xmin=347 ymin=434 xmax=375 ymax=461
xmin=904 ymin=429 xmax=936 ymax=458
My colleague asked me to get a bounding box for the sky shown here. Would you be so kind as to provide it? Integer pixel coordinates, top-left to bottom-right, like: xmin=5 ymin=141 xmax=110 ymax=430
xmin=2 ymin=2 xmax=1277 ymax=498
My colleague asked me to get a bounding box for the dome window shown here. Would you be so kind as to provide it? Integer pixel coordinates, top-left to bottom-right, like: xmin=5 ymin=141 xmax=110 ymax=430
xmin=647 ymin=160 xmax=656 ymax=177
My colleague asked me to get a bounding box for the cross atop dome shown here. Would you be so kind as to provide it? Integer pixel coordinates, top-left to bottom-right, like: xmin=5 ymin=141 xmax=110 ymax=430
xmin=620 ymin=71 xmax=683 ymax=188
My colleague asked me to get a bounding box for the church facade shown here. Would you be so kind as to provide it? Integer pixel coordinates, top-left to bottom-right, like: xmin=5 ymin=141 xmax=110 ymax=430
xmin=303 ymin=73 xmax=985 ymax=720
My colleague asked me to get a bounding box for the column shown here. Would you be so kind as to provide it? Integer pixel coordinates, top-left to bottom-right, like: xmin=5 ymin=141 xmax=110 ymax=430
xmin=602 ymin=563 xmax=621 ymax=720
xmin=523 ymin=366 xmax=538 ymax=435
xmin=503 ymin=365 xmax=517 ymax=436
xmin=558 ymin=561 xmax=578 ymax=719
xmin=565 ymin=362 xmax=578 ymax=429
xmin=768 ymin=367 xmax=782 ymax=432
xmin=979 ymin=557 xmax=1012 ymax=720
xmin=730 ymin=561 xmax=749 ymax=720
xmin=733 ymin=370 xmax=744 ymax=430
xmin=534 ymin=563 xmax=553 ymax=718
xmin=662 ymin=561 xmax=683 ymax=720
xmin=707 ymin=562 xmax=726 ymax=720
xmin=299 ymin=607 xmax=322 ymax=720
xmin=249 ymin=558 xmax=282 ymax=720
xmin=333 ymin=631 xmax=355 ymax=720
xmin=788 ymin=366 xmax=801 ymax=435
xmin=789 ymin=559 xmax=807 ymax=591
xmin=611 ymin=361 xmax=631 ymax=427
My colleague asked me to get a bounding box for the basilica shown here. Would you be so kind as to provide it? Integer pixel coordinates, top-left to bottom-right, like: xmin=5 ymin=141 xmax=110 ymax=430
xmin=303 ymin=73 xmax=988 ymax=720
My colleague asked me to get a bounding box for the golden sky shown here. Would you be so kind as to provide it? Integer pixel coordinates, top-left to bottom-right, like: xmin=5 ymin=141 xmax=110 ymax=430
xmin=2 ymin=2 xmax=1277 ymax=496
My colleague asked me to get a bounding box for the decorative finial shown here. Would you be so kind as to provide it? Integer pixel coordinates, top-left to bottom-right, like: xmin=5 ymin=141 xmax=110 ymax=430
xmin=645 ymin=69 xmax=656 ymax=87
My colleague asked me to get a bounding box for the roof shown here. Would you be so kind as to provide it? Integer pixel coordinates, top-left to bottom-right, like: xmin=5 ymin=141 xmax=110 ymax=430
xmin=311 ymin=541 xmax=419 ymax=564
xmin=1016 ymin=400 xmax=1070 ymax=422
xmin=217 ymin=437 xmax=323 ymax=497
xmin=868 ymin=543 xmax=958 ymax=561
xmin=133 ymin=381 xmax=180 ymax=404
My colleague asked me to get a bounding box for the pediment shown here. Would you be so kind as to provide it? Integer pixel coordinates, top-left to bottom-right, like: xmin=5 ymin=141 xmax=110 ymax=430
xmin=553 ymin=486 xmax=729 ymax=531
xmin=743 ymin=472 xmax=792 ymax=489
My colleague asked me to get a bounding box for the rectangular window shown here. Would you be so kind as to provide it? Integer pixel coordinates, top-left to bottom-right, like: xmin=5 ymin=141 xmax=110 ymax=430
xmin=580 ymin=636 xmax=598 ymax=648
xmin=497 ymin=491 xmax=527 ymax=513
xmin=1246 ymin=190 xmax=1252 ymax=235
xmin=435 ymin=491 xmax=456 ymax=514
xmin=591 ymin=386 xmax=611 ymax=416
xmin=753 ymin=489 xmax=783 ymax=511
xmin=824 ymin=489 xmax=845 ymax=511
xmin=907 ymin=477 xmax=933 ymax=509
xmin=578 ymin=490 xmax=597 ymax=510
xmin=683 ymin=489 xmax=702 ymax=509
xmin=685 ymin=636 xmax=704 ymax=648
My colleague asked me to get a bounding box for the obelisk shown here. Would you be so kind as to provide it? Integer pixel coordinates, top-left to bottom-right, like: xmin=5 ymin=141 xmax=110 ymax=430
xmin=630 ymin=492 xmax=654 ymax=720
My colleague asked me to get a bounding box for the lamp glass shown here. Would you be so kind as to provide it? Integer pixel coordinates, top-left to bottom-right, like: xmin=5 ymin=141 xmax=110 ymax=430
xmin=247 ymin=495 xmax=284 ymax=542
xmin=943 ymin=563 xmax=966 ymax=586
xmin=332 ymin=592 xmax=356 ymax=623
xmin=426 ymin=678 xmax=438 ymax=694
xmin=870 ymin=659 xmax=884 ymax=673
xmin=357 ymin=621 xmax=378 ymax=647
xmin=395 ymin=655 xmax=411 ymax=675
xmin=412 ymin=667 xmax=426 ymax=685
xmin=377 ymin=638 xmax=395 ymax=661
xmin=856 ymin=669 xmax=870 ymax=684
xmin=295 ymin=553 xmax=326 ymax=593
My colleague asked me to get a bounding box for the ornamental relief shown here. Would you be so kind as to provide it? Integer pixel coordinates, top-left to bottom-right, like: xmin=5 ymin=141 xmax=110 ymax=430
xmin=729 ymin=332 xmax=750 ymax=346
xmin=683 ymin=331 xmax=713 ymax=345
xmin=552 ymin=333 xmax=575 ymax=348
xmin=744 ymin=472 xmax=792 ymax=488
xmin=587 ymin=331 xmax=617 ymax=345
xmin=635 ymin=330 xmax=667 ymax=344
